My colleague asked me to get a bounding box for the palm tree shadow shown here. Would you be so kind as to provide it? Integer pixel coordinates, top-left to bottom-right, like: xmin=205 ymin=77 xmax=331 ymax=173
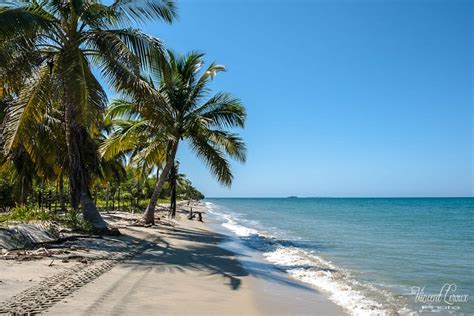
xmin=115 ymin=226 xmax=324 ymax=292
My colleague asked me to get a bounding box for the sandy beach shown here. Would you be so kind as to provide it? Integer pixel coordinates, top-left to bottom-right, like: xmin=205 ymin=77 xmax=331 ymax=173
xmin=0 ymin=203 xmax=344 ymax=315
xmin=0 ymin=0 xmax=470 ymax=314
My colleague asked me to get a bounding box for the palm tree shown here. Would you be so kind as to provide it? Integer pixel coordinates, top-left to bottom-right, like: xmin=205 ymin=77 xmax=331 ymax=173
xmin=0 ymin=0 xmax=177 ymax=231
xmin=102 ymin=51 xmax=247 ymax=224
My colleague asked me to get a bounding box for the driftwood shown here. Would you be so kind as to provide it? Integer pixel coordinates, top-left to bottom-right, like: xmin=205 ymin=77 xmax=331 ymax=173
xmin=184 ymin=208 xmax=203 ymax=222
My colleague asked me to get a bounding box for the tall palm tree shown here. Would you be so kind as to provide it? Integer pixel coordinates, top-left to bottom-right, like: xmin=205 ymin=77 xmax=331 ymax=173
xmin=0 ymin=0 xmax=177 ymax=231
xmin=102 ymin=51 xmax=247 ymax=224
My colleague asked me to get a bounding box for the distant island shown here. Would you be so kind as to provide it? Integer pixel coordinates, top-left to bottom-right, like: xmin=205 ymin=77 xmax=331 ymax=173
xmin=287 ymin=196 xmax=298 ymax=198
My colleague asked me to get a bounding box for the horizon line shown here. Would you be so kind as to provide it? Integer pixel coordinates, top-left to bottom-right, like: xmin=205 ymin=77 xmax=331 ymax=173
xmin=204 ymin=196 xmax=474 ymax=199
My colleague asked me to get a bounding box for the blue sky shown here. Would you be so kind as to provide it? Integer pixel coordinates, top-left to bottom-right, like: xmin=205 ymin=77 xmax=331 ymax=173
xmin=118 ymin=0 xmax=473 ymax=197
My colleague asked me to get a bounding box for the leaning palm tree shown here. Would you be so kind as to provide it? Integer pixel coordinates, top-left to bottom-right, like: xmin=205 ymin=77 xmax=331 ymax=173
xmin=0 ymin=0 xmax=177 ymax=231
xmin=102 ymin=51 xmax=247 ymax=224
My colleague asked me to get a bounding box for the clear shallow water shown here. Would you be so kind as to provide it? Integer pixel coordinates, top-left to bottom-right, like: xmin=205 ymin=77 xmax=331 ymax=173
xmin=205 ymin=198 xmax=474 ymax=315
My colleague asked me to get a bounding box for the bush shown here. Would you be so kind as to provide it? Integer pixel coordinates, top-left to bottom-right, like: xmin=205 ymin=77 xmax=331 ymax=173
xmin=0 ymin=204 xmax=54 ymax=223
xmin=59 ymin=210 xmax=94 ymax=232
xmin=0 ymin=205 xmax=94 ymax=233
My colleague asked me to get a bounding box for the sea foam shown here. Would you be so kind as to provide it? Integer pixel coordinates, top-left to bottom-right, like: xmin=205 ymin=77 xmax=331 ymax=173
xmin=205 ymin=201 xmax=399 ymax=316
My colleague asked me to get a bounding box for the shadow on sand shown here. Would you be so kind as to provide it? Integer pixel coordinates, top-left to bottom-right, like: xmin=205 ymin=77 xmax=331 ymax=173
xmin=81 ymin=224 xmax=330 ymax=293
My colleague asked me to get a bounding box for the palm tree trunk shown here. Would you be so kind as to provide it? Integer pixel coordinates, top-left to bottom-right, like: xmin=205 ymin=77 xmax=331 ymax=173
xmin=59 ymin=172 xmax=66 ymax=212
xmin=143 ymin=140 xmax=179 ymax=224
xmin=39 ymin=181 xmax=44 ymax=209
xmin=48 ymin=189 xmax=52 ymax=211
xmin=55 ymin=182 xmax=59 ymax=212
xmin=64 ymin=98 xmax=107 ymax=230
xmin=105 ymin=185 xmax=109 ymax=213
xmin=94 ymin=186 xmax=98 ymax=207
xmin=136 ymin=180 xmax=140 ymax=211
xmin=59 ymin=49 xmax=108 ymax=231
xmin=112 ymin=191 xmax=115 ymax=210
xmin=19 ymin=176 xmax=30 ymax=205
xmin=117 ymin=186 xmax=121 ymax=211
xmin=169 ymin=163 xmax=177 ymax=218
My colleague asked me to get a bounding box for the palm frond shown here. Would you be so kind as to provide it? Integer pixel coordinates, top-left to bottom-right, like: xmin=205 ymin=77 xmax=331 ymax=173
xmin=58 ymin=49 xmax=107 ymax=129
xmin=131 ymin=139 xmax=167 ymax=170
xmin=187 ymin=62 xmax=225 ymax=105
xmin=111 ymin=0 xmax=177 ymax=25
xmin=98 ymin=155 xmax=126 ymax=181
xmin=189 ymin=134 xmax=233 ymax=187
xmin=0 ymin=37 xmax=43 ymax=90
xmin=192 ymin=92 xmax=246 ymax=129
xmin=105 ymin=28 xmax=168 ymax=76
xmin=85 ymin=29 xmax=141 ymax=73
xmin=106 ymin=99 xmax=140 ymax=121
xmin=0 ymin=6 xmax=54 ymax=41
xmin=80 ymin=2 xmax=119 ymax=29
xmin=206 ymin=130 xmax=247 ymax=163
xmin=99 ymin=118 xmax=151 ymax=160
xmin=2 ymin=64 xmax=52 ymax=153
xmin=91 ymin=39 xmax=158 ymax=100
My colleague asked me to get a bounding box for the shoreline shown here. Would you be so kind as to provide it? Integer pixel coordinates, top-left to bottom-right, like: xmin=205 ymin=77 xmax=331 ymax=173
xmin=202 ymin=201 xmax=346 ymax=315
xmin=203 ymin=200 xmax=394 ymax=316
xmin=1 ymin=202 xmax=344 ymax=315
xmin=204 ymin=198 xmax=474 ymax=315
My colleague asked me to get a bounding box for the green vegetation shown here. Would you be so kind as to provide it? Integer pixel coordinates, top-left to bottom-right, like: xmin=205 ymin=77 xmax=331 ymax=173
xmin=0 ymin=164 xmax=204 ymax=218
xmin=101 ymin=51 xmax=246 ymax=224
xmin=0 ymin=0 xmax=245 ymax=231
xmin=0 ymin=205 xmax=54 ymax=223
xmin=0 ymin=204 xmax=95 ymax=232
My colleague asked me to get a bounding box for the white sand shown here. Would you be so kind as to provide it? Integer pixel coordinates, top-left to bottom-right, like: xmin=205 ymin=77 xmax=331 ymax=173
xmin=0 ymin=205 xmax=345 ymax=315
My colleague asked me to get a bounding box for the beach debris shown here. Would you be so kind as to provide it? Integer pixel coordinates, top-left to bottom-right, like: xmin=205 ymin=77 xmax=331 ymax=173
xmin=0 ymin=224 xmax=59 ymax=250
xmin=1 ymin=247 xmax=68 ymax=261
xmin=187 ymin=208 xmax=194 ymax=220
xmin=186 ymin=208 xmax=204 ymax=222
xmin=0 ymin=238 xmax=109 ymax=262
xmin=34 ymin=247 xmax=50 ymax=255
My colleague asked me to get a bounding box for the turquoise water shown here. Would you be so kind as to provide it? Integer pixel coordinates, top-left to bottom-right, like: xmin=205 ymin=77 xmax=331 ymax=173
xmin=206 ymin=198 xmax=474 ymax=315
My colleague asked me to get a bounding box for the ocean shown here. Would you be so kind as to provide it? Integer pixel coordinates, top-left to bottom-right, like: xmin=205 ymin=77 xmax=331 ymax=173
xmin=205 ymin=198 xmax=474 ymax=315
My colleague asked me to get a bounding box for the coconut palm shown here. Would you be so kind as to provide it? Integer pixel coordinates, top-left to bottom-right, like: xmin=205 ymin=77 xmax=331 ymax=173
xmin=102 ymin=51 xmax=247 ymax=224
xmin=0 ymin=0 xmax=177 ymax=230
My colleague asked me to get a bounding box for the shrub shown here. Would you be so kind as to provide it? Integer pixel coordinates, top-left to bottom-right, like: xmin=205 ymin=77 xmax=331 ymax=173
xmin=0 ymin=204 xmax=54 ymax=223
xmin=59 ymin=210 xmax=94 ymax=232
